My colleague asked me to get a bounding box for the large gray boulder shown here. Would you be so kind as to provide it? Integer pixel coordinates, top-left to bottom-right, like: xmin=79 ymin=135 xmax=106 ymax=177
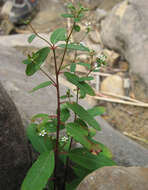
xmin=76 ymin=166 xmax=148 ymax=190
xmin=0 ymin=82 xmax=31 ymax=190
xmin=100 ymin=0 xmax=148 ymax=90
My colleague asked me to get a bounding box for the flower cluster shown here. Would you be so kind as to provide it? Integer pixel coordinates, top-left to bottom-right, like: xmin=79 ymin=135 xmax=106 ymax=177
xmin=38 ymin=129 xmax=47 ymax=137
xmin=61 ymin=136 xmax=69 ymax=142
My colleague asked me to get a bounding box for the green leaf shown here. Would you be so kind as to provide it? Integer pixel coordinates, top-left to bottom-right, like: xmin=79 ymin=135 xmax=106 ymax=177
xmin=79 ymin=89 xmax=86 ymax=99
xmin=88 ymin=128 xmax=97 ymax=137
xmin=43 ymin=119 xmax=65 ymax=133
xmin=66 ymin=179 xmax=82 ymax=190
xmin=69 ymin=148 xmax=116 ymax=171
xmin=50 ymin=28 xmax=67 ymax=44
xmin=26 ymin=47 xmax=50 ymax=76
xmin=27 ymin=123 xmax=50 ymax=153
xmin=74 ymin=24 xmax=80 ymax=32
xmin=87 ymin=106 xmax=105 ymax=117
xmin=66 ymin=122 xmax=88 ymax=136
xmin=60 ymin=108 xmax=70 ymax=122
xmin=64 ymin=72 xmax=95 ymax=96
xmin=66 ymin=122 xmax=91 ymax=149
xmin=60 ymin=95 xmax=73 ymax=100
xmin=66 ymin=102 xmax=101 ymax=131
xmin=70 ymin=62 xmax=76 ymax=72
xmin=79 ymin=76 xmax=94 ymax=82
xmin=76 ymin=62 xmax=91 ymax=69
xmin=61 ymin=13 xmax=74 ymax=18
xmin=79 ymin=81 xmax=95 ymax=96
xmin=21 ymin=151 xmax=54 ymax=190
xmin=31 ymin=113 xmax=50 ymax=121
xmin=28 ymin=34 xmax=36 ymax=43
xmin=72 ymin=165 xmax=90 ymax=178
xmin=90 ymin=139 xmax=113 ymax=158
xmin=23 ymin=59 xmax=32 ymax=65
xmin=58 ymin=43 xmax=89 ymax=51
xmin=30 ymin=81 xmax=52 ymax=92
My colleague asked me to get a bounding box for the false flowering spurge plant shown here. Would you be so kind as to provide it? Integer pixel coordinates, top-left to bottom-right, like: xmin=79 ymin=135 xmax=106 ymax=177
xmin=21 ymin=3 xmax=115 ymax=190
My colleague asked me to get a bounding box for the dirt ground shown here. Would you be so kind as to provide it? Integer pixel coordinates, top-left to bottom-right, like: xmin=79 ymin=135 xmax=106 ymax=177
xmin=1 ymin=0 xmax=148 ymax=149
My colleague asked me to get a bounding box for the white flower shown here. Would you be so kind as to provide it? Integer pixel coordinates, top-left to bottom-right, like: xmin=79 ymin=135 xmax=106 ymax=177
xmin=80 ymin=42 xmax=86 ymax=46
xmin=85 ymin=22 xmax=91 ymax=26
xmin=38 ymin=130 xmax=47 ymax=136
xmin=61 ymin=136 xmax=68 ymax=142
xmin=97 ymin=54 xmax=106 ymax=62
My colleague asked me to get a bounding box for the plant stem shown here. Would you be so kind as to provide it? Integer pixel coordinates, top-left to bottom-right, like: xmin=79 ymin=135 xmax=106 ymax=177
xmin=62 ymin=87 xmax=79 ymax=189
xmin=58 ymin=22 xmax=75 ymax=73
xmin=40 ymin=68 xmax=57 ymax=87
xmin=52 ymin=47 xmax=61 ymax=190
xmin=29 ymin=24 xmax=52 ymax=48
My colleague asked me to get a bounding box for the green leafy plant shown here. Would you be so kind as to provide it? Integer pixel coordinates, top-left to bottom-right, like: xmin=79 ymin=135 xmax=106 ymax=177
xmin=21 ymin=3 xmax=115 ymax=190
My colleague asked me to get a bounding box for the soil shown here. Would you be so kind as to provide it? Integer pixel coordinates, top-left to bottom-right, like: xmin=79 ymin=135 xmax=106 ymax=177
xmin=1 ymin=0 xmax=148 ymax=149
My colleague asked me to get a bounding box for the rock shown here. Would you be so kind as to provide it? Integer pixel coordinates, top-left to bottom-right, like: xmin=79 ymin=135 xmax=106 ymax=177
xmin=83 ymin=0 xmax=123 ymax=10
xmin=101 ymin=74 xmax=124 ymax=95
xmin=103 ymin=49 xmax=120 ymax=67
xmin=88 ymin=30 xmax=102 ymax=44
xmin=0 ymin=82 xmax=31 ymax=190
xmin=76 ymin=166 xmax=148 ymax=190
xmin=119 ymin=61 xmax=129 ymax=71
xmin=100 ymin=0 xmax=148 ymax=91
xmin=1 ymin=1 xmax=13 ymax=16
xmin=95 ymin=8 xmax=107 ymax=23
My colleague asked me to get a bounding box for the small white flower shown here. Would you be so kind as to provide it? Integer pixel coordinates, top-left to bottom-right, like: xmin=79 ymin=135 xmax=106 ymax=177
xmin=94 ymin=62 xmax=98 ymax=67
xmin=85 ymin=22 xmax=91 ymax=26
xmin=97 ymin=54 xmax=106 ymax=62
xmin=61 ymin=136 xmax=68 ymax=142
xmin=80 ymin=42 xmax=86 ymax=46
xmin=38 ymin=130 xmax=47 ymax=136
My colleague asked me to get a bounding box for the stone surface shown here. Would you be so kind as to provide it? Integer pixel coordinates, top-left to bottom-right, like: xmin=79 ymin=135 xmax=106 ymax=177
xmin=101 ymin=74 xmax=124 ymax=95
xmin=0 ymin=82 xmax=31 ymax=190
xmin=100 ymin=0 xmax=148 ymax=91
xmin=0 ymin=36 xmax=148 ymax=167
xmin=103 ymin=49 xmax=120 ymax=67
xmin=82 ymin=0 xmax=123 ymax=10
xmin=1 ymin=1 xmax=12 ymax=16
xmin=76 ymin=166 xmax=148 ymax=190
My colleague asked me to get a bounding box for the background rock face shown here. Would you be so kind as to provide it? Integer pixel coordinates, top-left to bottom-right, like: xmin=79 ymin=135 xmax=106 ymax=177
xmin=77 ymin=166 xmax=148 ymax=190
xmin=0 ymin=82 xmax=31 ymax=190
xmin=100 ymin=0 xmax=148 ymax=91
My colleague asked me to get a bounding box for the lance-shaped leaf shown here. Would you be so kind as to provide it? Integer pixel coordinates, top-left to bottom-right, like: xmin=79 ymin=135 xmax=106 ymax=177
xmin=64 ymin=72 xmax=95 ymax=96
xmin=79 ymin=76 xmax=94 ymax=82
xmin=66 ymin=122 xmax=91 ymax=149
xmin=61 ymin=13 xmax=74 ymax=18
xmin=69 ymin=148 xmax=116 ymax=171
xmin=21 ymin=151 xmax=55 ymax=190
xmin=60 ymin=108 xmax=70 ymax=122
xmin=70 ymin=62 xmax=76 ymax=72
xmin=76 ymin=62 xmax=91 ymax=69
xmin=23 ymin=59 xmax=32 ymax=65
xmin=66 ymin=102 xmax=101 ymax=130
xmin=42 ymin=119 xmax=65 ymax=133
xmin=50 ymin=28 xmax=67 ymax=44
xmin=87 ymin=106 xmax=105 ymax=117
xmin=27 ymin=123 xmax=50 ymax=153
xmin=30 ymin=81 xmax=52 ymax=92
xmin=26 ymin=47 xmax=50 ymax=76
xmin=28 ymin=34 xmax=36 ymax=43
xmin=58 ymin=43 xmax=89 ymax=51
xmin=79 ymin=81 xmax=95 ymax=96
